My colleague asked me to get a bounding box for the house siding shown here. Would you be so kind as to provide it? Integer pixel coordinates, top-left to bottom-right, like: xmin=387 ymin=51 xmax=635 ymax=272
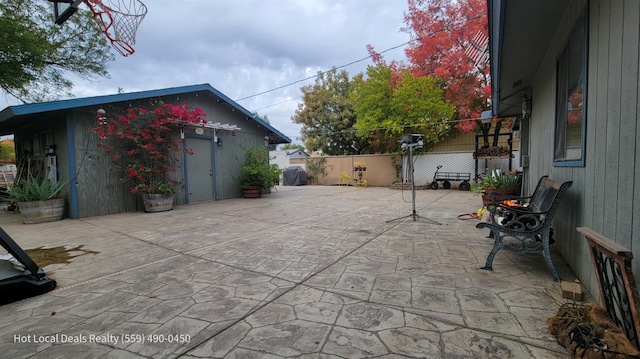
xmin=526 ymin=0 xmax=640 ymax=299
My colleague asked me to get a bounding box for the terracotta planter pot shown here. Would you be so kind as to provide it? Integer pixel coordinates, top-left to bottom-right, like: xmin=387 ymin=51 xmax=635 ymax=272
xmin=142 ymin=193 xmax=174 ymax=212
xmin=18 ymin=199 xmax=65 ymax=224
xmin=242 ymin=186 xmax=262 ymax=198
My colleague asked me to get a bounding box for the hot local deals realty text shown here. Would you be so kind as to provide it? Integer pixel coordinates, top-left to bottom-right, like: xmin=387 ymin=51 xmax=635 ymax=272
xmin=15 ymin=334 xmax=119 ymax=345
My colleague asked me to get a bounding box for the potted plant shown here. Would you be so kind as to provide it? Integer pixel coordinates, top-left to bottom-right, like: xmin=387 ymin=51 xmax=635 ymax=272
xmin=236 ymin=146 xmax=282 ymax=198
xmin=471 ymin=169 xmax=518 ymax=205
xmin=90 ymin=103 xmax=206 ymax=212
xmin=7 ymin=175 xmax=67 ymax=224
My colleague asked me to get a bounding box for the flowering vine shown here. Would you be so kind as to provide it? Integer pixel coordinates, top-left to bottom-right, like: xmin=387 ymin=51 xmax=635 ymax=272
xmin=90 ymin=103 xmax=206 ymax=195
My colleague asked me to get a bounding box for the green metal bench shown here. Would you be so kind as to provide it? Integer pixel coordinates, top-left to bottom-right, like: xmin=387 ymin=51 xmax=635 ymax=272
xmin=477 ymin=176 xmax=573 ymax=281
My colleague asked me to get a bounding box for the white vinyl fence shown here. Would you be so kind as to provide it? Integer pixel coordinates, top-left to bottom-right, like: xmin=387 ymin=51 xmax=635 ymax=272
xmin=403 ymin=151 xmax=521 ymax=186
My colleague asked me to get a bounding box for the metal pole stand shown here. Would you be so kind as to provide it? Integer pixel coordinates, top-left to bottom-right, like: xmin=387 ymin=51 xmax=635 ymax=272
xmin=387 ymin=144 xmax=441 ymax=225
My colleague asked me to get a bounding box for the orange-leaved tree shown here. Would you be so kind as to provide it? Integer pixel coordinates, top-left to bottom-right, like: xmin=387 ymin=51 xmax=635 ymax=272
xmin=369 ymin=0 xmax=511 ymax=147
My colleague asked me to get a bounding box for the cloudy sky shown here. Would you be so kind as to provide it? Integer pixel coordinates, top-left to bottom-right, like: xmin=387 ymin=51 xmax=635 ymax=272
xmin=8 ymin=0 xmax=413 ymax=145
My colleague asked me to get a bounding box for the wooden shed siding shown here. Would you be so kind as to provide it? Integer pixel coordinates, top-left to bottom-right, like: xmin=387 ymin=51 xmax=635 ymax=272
xmin=13 ymin=115 xmax=73 ymax=215
xmin=61 ymin=92 xmax=273 ymax=216
xmin=526 ymin=0 xmax=640 ymax=299
xmin=178 ymin=92 xmax=272 ymax=200
xmin=70 ymin=109 xmax=134 ymax=217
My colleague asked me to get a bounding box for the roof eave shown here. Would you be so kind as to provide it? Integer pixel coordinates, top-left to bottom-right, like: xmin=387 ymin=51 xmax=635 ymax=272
xmin=0 ymin=84 xmax=292 ymax=143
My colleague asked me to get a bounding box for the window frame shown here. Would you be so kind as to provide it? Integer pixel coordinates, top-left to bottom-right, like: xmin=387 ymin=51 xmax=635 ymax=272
xmin=553 ymin=9 xmax=588 ymax=167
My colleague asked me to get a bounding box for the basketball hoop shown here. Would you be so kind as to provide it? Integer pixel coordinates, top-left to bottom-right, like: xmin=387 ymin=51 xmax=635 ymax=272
xmin=85 ymin=0 xmax=147 ymax=57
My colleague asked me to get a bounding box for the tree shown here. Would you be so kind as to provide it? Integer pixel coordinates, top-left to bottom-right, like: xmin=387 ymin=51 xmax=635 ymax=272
xmin=367 ymin=0 xmax=514 ymax=149
xmin=0 ymin=0 xmax=113 ymax=103
xmin=351 ymin=65 xmax=454 ymax=153
xmin=291 ymin=68 xmax=368 ymax=155
xmin=401 ymin=0 xmax=489 ymax=127
xmin=0 ymin=139 xmax=15 ymax=162
xmin=280 ymin=143 xmax=305 ymax=151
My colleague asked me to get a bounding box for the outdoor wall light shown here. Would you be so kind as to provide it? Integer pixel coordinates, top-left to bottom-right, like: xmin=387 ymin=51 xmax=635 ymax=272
xmin=480 ymin=110 xmax=493 ymax=124
xmin=217 ymin=138 xmax=222 ymax=146
xmin=97 ymin=108 xmax=107 ymax=125
xmin=264 ymin=134 xmax=269 ymax=146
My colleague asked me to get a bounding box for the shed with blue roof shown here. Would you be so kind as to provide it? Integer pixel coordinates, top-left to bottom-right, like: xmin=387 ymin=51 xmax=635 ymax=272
xmin=0 ymin=83 xmax=291 ymax=218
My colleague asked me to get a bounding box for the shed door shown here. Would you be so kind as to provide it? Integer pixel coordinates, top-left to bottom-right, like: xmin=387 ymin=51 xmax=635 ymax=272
xmin=186 ymin=138 xmax=214 ymax=202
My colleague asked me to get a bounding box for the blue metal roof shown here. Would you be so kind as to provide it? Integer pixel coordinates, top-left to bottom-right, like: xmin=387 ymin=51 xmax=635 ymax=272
xmin=0 ymin=83 xmax=291 ymax=143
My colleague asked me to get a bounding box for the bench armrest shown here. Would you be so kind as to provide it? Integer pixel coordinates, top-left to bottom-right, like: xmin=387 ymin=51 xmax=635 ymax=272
xmin=478 ymin=204 xmax=546 ymax=232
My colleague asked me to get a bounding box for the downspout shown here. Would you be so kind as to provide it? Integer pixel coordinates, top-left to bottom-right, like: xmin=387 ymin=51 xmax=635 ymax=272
xmin=488 ymin=0 xmax=505 ymax=116
xmin=212 ymin=135 xmax=218 ymax=200
xmin=65 ymin=112 xmax=79 ymax=219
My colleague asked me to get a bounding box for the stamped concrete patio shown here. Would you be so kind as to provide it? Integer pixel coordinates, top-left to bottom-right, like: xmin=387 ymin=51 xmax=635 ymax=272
xmin=0 ymin=185 xmax=581 ymax=358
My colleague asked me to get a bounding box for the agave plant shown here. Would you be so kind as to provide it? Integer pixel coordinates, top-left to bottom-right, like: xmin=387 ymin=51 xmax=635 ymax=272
xmin=7 ymin=176 xmax=67 ymax=202
xmin=471 ymin=169 xmax=518 ymax=194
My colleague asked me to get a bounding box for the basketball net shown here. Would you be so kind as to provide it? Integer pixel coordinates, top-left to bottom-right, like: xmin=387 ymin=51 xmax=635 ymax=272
xmin=85 ymin=0 xmax=147 ymax=57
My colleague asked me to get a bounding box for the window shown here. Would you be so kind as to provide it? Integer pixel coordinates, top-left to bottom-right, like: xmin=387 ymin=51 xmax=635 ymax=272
xmin=554 ymin=10 xmax=587 ymax=166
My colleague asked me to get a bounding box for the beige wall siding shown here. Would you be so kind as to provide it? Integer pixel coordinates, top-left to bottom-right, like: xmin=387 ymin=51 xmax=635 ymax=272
xmin=292 ymin=154 xmax=401 ymax=187
xmin=429 ymin=128 xmax=520 ymax=153
xmin=526 ymin=0 xmax=640 ymax=299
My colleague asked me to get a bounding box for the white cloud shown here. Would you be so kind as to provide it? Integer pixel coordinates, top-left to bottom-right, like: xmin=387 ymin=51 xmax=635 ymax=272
xmin=3 ymin=0 xmax=410 ymax=145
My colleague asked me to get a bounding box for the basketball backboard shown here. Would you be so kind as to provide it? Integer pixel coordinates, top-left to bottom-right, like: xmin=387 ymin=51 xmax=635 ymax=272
xmin=51 ymin=0 xmax=85 ymax=25
xmin=49 ymin=0 xmax=148 ymax=57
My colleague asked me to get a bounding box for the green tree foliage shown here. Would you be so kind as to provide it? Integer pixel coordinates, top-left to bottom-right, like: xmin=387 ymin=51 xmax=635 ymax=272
xmin=291 ymin=68 xmax=368 ymax=155
xmin=351 ymin=65 xmax=454 ymax=153
xmin=0 ymin=139 xmax=16 ymax=162
xmin=0 ymin=0 xmax=113 ymax=103
xmin=280 ymin=143 xmax=305 ymax=151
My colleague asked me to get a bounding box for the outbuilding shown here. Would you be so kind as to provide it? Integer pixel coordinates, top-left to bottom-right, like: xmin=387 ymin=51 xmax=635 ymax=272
xmin=0 ymin=84 xmax=291 ymax=218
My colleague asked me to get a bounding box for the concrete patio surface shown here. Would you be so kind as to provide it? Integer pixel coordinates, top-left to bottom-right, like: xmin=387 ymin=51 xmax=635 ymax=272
xmin=0 ymin=185 xmax=582 ymax=358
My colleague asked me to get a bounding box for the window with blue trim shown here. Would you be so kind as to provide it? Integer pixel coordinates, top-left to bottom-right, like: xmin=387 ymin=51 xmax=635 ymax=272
xmin=554 ymin=9 xmax=587 ymax=167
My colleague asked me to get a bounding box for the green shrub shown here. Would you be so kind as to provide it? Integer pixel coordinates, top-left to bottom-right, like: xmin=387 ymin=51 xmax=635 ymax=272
xmin=471 ymin=169 xmax=518 ymax=194
xmin=7 ymin=176 xmax=67 ymax=202
xmin=236 ymin=146 xmax=282 ymax=189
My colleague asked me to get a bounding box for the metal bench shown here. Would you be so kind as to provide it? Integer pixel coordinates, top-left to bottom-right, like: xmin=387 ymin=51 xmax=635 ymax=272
xmin=578 ymin=227 xmax=640 ymax=349
xmin=477 ymin=176 xmax=573 ymax=281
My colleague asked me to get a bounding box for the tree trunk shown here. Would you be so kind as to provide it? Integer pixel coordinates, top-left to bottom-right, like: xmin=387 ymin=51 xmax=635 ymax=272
xmin=475 ymin=119 xmax=490 ymax=147
xmin=492 ymin=119 xmax=503 ymax=147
